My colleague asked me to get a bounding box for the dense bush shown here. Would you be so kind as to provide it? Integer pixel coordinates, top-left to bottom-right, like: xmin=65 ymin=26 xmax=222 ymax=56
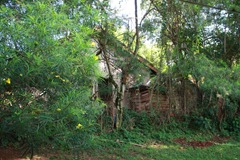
xmin=0 ymin=1 xmax=103 ymax=155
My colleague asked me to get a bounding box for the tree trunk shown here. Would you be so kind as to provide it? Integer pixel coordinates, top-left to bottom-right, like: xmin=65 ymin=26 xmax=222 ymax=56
xmin=115 ymin=0 xmax=139 ymax=129
xmin=115 ymin=69 xmax=128 ymax=129
xmin=180 ymin=78 xmax=187 ymax=114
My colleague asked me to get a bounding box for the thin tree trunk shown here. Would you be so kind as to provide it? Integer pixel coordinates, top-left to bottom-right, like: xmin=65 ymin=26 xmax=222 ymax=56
xmin=183 ymin=78 xmax=187 ymax=114
xmin=134 ymin=0 xmax=139 ymax=55
xmin=116 ymin=70 xmax=127 ymax=129
xmin=168 ymin=73 xmax=172 ymax=121
xmin=116 ymin=0 xmax=140 ymax=129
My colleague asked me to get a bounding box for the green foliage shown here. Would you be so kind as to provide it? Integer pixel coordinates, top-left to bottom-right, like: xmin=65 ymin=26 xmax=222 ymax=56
xmin=192 ymin=55 xmax=236 ymax=96
xmin=121 ymin=108 xmax=239 ymax=142
xmin=139 ymin=45 xmax=167 ymax=71
xmin=231 ymin=116 xmax=240 ymax=133
xmin=64 ymin=109 xmax=240 ymax=159
xmin=0 ymin=89 xmax=103 ymax=149
xmin=189 ymin=54 xmax=240 ymax=131
xmin=188 ymin=115 xmax=212 ymax=131
xmin=122 ymin=109 xmax=159 ymax=131
xmin=139 ymin=0 xmax=239 ymax=135
xmin=0 ymin=1 xmax=103 ymax=155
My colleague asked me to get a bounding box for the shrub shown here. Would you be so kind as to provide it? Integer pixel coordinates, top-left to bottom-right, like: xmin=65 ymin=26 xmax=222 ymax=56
xmin=0 ymin=1 xmax=103 ymax=156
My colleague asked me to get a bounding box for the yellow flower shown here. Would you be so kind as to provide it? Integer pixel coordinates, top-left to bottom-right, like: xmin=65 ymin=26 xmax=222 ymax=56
xmin=20 ymin=74 xmax=23 ymax=77
xmin=55 ymin=75 xmax=60 ymax=78
xmin=76 ymin=123 xmax=83 ymax=129
xmin=91 ymin=41 xmax=96 ymax=47
xmin=5 ymin=78 xmax=11 ymax=84
xmin=93 ymin=55 xmax=98 ymax=61
xmin=56 ymin=108 xmax=61 ymax=112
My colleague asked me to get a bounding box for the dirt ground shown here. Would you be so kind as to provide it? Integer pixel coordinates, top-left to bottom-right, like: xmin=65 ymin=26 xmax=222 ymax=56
xmin=0 ymin=147 xmax=48 ymax=160
xmin=173 ymin=136 xmax=230 ymax=148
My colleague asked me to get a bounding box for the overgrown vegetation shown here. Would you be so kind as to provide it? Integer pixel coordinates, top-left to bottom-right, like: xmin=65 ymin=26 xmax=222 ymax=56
xmin=0 ymin=0 xmax=239 ymax=159
xmin=60 ymin=109 xmax=240 ymax=159
xmin=0 ymin=0 xmax=103 ymax=156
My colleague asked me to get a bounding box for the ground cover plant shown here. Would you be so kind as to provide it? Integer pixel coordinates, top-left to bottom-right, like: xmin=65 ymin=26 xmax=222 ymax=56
xmin=85 ymin=111 xmax=240 ymax=160
xmin=1 ymin=126 xmax=239 ymax=160
xmin=87 ymin=131 xmax=240 ymax=160
xmin=1 ymin=110 xmax=239 ymax=160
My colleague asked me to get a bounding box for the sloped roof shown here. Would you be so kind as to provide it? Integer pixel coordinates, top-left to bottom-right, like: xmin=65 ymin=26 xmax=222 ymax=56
xmin=136 ymin=54 xmax=158 ymax=75
xmin=94 ymin=30 xmax=158 ymax=75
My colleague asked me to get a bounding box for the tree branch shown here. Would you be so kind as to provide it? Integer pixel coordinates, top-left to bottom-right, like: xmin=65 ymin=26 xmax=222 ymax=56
xmin=149 ymin=0 xmax=162 ymax=15
xmin=179 ymin=0 xmax=240 ymax=14
xmin=139 ymin=8 xmax=154 ymax=27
